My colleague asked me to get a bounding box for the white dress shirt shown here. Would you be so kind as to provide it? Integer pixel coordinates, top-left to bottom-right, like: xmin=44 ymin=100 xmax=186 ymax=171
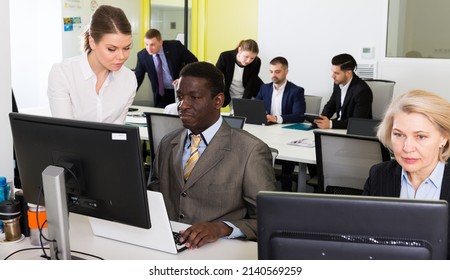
xmin=400 ymin=161 xmax=444 ymax=200
xmin=163 ymin=102 xmax=179 ymax=115
xmin=338 ymin=77 xmax=352 ymax=120
xmin=152 ymin=48 xmax=174 ymax=89
xmin=47 ymin=52 xmax=137 ymax=124
xmin=270 ymin=81 xmax=287 ymax=124
xmin=229 ymin=63 xmax=245 ymax=99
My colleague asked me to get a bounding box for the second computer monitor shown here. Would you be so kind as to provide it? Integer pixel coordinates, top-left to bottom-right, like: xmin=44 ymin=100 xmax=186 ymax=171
xmin=257 ymin=191 xmax=448 ymax=260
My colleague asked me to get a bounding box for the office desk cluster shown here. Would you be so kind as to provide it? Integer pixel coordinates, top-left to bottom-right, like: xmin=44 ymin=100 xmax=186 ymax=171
xmin=1 ymin=214 xmax=257 ymax=260
xmin=131 ymin=106 xmax=345 ymax=192
xmin=2 ymin=106 xmax=341 ymax=260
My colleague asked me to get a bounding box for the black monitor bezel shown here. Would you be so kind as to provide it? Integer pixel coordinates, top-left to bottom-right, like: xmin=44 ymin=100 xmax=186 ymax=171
xmin=9 ymin=112 xmax=151 ymax=229
xmin=257 ymin=191 xmax=448 ymax=260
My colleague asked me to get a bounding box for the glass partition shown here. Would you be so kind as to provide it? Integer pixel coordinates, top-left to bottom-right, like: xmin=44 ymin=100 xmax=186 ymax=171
xmin=151 ymin=0 xmax=192 ymax=49
xmin=386 ymin=0 xmax=450 ymax=59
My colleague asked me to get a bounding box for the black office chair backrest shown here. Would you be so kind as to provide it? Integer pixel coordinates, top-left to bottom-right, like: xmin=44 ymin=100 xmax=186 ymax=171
xmin=347 ymin=118 xmax=380 ymax=137
xmin=223 ymin=115 xmax=246 ymax=129
xmin=145 ymin=112 xmax=184 ymax=160
xmin=12 ymin=89 xmax=18 ymax=113
xmin=12 ymin=89 xmax=21 ymax=189
xmin=314 ymin=130 xmax=391 ymax=194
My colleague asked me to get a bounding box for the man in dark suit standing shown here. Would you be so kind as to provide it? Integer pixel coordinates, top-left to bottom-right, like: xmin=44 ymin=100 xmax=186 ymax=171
xmin=135 ymin=29 xmax=198 ymax=108
xmin=315 ymin=53 xmax=373 ymax=129
xmin=150 ymin=62 xmax=276 ymax=249
xmin=256 ymin=56 xmax=306 ymax=191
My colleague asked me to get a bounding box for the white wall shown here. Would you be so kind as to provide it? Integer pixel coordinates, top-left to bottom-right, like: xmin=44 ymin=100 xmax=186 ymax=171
xmin=0 ymin=0 xmax=13 ymax=182
xmin=11 ymin=0 xmax=450 ymax=112
xmin=258 ymin=0 xmax=450 ymax=104
xmin=10 ymin=0 xmax=62 ymax=113
xmin=10 ymin=0 xmax=143 ymax=113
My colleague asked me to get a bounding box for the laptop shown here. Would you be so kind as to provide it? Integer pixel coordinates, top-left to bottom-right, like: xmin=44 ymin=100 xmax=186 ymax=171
xmin=89 ymin=190 xmax=188 ymax=254
xmin=347 ymin=118 xmax=380 ymax=137
xmin=232 ymin=98 xmax=275 ymax=126
xmin=223 ymin=115 xmax=246 ymax=129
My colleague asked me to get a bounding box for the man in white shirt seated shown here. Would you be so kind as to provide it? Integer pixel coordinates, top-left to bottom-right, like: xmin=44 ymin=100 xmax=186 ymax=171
xmin=255 ymin=56 xmax=306 ymax=191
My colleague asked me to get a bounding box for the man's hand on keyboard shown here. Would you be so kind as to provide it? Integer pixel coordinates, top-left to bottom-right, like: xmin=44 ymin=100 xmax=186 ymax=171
xmin=179 ymin=222 xmax=232 ymax=249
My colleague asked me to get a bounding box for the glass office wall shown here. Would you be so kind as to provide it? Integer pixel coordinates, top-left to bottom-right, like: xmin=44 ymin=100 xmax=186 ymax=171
xmin=151 ymin=0 xmax=192 ymax=49
xmin=387 ymin=0 xmax=450 ymax=59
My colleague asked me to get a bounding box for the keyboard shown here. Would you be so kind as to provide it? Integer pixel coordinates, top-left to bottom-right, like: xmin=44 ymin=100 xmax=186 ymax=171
xmin=172 ymin=231 xmax=185 ymax=246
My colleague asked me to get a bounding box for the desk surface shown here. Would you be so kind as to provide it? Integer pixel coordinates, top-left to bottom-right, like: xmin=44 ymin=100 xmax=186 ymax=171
xmin=129 ymin=105 xmax=345 ymax=165
xmin=1 ymin=213 xmax=257 ymax=260
xmin=24 ymin=104 xmax=342 ymax=166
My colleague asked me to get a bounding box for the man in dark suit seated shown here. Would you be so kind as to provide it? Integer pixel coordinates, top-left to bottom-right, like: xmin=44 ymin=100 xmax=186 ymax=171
xmin=256 ymin=56 xmax=306 ymax=191
xmin=314 ymin=53 xmax=373 ymax=129
xmin=308 ymin=53 xmax=373 ymax=183
xmin=149 ymin=62 xmax=276 ymax=249
xmin=134 ymin=28 xmax=198 ymax=108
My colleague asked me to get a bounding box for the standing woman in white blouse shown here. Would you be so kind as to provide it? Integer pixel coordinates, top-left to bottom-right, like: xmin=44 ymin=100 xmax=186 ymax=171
xmin=47 ymin=5 xmax=137 ymax=124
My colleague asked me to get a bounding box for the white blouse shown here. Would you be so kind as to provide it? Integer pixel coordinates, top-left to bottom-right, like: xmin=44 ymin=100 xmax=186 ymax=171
xmin=47 ymin=52 xmax=137 ymax=124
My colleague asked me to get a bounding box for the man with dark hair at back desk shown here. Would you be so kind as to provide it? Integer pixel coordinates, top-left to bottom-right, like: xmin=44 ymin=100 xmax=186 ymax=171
xmin=314 ymin=53 xmax=373 ymax=129
xmin=255 ymin=56 xmax=306 ymax=191
xmin=135 ymin=28 xmax=198 ymax=108
xmin=150 ymin=62 xmax=276 ymax=249
xmin=309 ymin=53 xmax=373 ymax=183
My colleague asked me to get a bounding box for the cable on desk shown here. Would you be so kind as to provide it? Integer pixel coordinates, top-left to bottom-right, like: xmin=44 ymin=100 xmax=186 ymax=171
xmin=3 ymin=247 xmax=51 ymax=260
xmin=3 ymin=247 xmax=104 ymax=260
xmin=71 ymin=250 xmax=104 ymax=260
xmin=8 ymin=167 xmax=103 ymax=260
xmin=36 ymin=185 xmax=53 ymax=259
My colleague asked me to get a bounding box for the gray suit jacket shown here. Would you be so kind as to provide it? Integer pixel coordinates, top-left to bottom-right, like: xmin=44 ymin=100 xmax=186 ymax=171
xmin=149 ymin=121 xmax=277 ymax=240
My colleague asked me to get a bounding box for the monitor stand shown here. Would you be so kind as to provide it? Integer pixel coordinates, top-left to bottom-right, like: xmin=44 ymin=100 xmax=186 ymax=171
xmin=42 ymin=165 xmax=82 ymax=260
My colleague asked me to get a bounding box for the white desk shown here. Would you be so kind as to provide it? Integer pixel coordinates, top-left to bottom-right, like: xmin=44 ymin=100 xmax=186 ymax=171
xmin=1 ymin=213 xmax=257 ymax=260
xmin=128 ymin=106 xmax=346 ymax=192
xmin=244 ymin=124 xmax=316 ymax=192
xmin=243 ymin=124 xmax=345 ymax=191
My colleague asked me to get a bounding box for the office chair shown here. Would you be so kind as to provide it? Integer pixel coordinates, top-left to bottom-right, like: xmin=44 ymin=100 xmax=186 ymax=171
xmin=314 ymin=130 xmax=391 ymax=195
xmin=305 ymin=95 xmax=322 ymax=115
xmin=363 ymin=79 xmax=395 ymax=120
xmin=269 ymin=147 xmax=278 ymax=167
xmin=347 ymin=118 xmax=381 ymax=137
xmin=144 ymin=112 xmax=184 ymax=184
xmin=145 ymin=112 xmax=184 ymax=160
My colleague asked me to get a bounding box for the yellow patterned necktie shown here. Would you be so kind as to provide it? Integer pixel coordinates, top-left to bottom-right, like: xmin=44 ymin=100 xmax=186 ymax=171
xmin=184 ymin=134 xmax=201 ymax=180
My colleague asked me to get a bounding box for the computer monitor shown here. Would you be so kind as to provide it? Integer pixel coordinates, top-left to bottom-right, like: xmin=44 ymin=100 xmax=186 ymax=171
xmin=347 ymin=117 xmax=380 ymax=137
xmin=9 ymin=113 xmax=150 ymax=259
xmin=222 ymin=115 xmax=246 ymax=129
xmin=257 ymin=191 xmax=448 ymax=260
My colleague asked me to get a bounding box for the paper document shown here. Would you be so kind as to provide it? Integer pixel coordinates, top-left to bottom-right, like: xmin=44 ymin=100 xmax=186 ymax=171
xmin=287 ymin=138 xmax=315 ymax=148
xmin=126 ymin=114 xmax=146 ymax=124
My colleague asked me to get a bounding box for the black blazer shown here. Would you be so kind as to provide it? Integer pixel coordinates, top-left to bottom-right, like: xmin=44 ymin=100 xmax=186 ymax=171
xmin=135 ymin=40 xmax=198 ymax=103
xmin=216 ymin=49 xmax=263 ymax=107
xmin=321 ymin=74 xmax=373 ymax=129
xmin=363 ymin=160 xmax=450 ymax=259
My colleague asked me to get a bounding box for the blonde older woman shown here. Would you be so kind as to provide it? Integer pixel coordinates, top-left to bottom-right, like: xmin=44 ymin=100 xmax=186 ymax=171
xmin=363 ymin=89 xmax=450 ymax=259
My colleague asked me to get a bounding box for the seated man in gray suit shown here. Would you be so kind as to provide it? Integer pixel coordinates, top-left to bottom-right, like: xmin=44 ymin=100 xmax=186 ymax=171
xmin=149 ymin=62 xmax=277 ymax=249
